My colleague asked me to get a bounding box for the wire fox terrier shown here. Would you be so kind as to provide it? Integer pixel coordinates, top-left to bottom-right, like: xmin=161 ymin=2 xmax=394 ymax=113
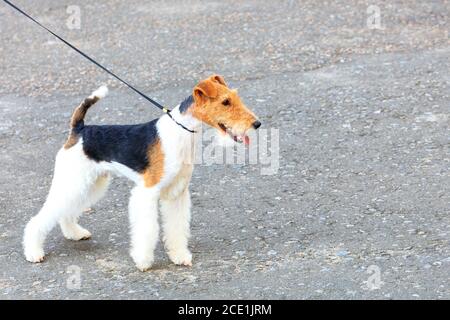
xmin=23 ymin=75 xmax=261 ymax=271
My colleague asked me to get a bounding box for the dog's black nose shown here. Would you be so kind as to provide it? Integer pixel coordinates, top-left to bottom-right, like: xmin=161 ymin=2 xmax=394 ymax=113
xmin=252 ymin=120 xmax=261 ymax=129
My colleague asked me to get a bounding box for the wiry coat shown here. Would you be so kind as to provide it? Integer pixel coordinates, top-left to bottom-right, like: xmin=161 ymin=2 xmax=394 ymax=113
xmin=23 ymin=75 xmax=260 ymax=271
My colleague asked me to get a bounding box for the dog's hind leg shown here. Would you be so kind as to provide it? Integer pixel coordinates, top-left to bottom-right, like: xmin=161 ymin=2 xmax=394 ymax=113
xmin=23 ymin=144 xmax=99 ymax=262
xmin=23 ymin=197 xmax=61 ymax=262
xmin=59 ymin=215 xmax=92 ymax=241
xmin=87 ymin=173 xmax=111 ymax=207
xmin=60 ymin=173 xmax=111 ymax=240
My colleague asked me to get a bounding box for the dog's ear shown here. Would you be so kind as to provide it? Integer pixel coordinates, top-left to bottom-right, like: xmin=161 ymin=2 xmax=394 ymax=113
xmin=193 ymin=78 xmax=218 ymax=105
xmin=209 ymin=74 xmax=227 ymax=87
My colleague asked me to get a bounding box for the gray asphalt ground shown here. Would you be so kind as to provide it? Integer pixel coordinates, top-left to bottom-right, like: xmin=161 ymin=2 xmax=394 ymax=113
xmin=0 ymin=0 xmax=449 ymax=299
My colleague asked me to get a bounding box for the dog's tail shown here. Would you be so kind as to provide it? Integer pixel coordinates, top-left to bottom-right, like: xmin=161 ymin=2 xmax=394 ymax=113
xmin=70 ymin=85 xmax=108 ymax=129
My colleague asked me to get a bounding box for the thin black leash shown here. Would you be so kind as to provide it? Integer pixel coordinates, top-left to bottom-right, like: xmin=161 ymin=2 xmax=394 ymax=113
xmin=2 ymin=0 xmax=196 ymax=133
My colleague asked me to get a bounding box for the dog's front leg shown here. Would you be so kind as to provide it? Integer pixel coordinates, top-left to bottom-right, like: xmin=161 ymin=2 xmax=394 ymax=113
xmin=160 ymin=187 xmax=192 ymax=266
xmin=128 ymin=185 xmax=160 ymax=271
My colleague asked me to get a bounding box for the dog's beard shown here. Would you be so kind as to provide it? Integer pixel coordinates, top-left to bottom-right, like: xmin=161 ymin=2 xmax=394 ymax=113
xmin=215 ymin=129 xmax=236 ymax=147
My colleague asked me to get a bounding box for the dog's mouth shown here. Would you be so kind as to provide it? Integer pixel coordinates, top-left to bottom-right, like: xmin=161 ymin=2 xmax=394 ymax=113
xmin=218 ymin=123 xmax=250 ymax=145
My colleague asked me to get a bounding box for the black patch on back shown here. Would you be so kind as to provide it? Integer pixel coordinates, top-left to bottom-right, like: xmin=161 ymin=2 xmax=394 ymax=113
xmin=78 ymin=119 xmax=159 ymax=173
xmin=179 ymin=95 xmax=194 ymax=113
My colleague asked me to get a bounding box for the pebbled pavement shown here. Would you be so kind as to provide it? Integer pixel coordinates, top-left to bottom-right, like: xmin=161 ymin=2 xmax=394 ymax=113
xmin=0 ymin=0 xmax=449 ymax=299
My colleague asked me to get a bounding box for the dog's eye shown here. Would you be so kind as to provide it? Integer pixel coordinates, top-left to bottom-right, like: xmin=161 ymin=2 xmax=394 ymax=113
xmin=222 ymin=99 xmax=230 ymax=106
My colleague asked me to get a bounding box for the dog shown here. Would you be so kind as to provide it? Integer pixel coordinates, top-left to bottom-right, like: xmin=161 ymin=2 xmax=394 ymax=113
xmin=23 ymin=75 xmax=261 ymax=271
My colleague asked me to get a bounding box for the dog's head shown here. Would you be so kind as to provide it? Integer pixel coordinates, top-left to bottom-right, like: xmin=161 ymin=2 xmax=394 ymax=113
xmin=190 ymin=75 xmax=261 ymax=144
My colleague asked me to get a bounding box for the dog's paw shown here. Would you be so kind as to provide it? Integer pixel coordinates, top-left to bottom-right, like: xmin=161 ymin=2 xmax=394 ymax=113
xmin=63 ymin=226 xmax=92 ymax=241
xmin=25 ymin=248 xmax=45 ymax=263
xmin=168 ymin=249 xmax=192 ymax=267
xmin=131 ymin=252 xmax=154 ymax=272
xmin=83 ymin=207 xmax=94 ymax=214
xmin=135 ymin=263 xmax=152 ymax=272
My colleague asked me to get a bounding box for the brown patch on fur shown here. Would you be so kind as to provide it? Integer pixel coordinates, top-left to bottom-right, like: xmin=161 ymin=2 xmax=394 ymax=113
xmin=64 ymin=96 xmax=100 ymax=149
xmin=70 ymin=96 xmax=99 ymax=128
xmin=211 ymin=75 xmax=227 ymax=87
xmin=64 ymin=132 xmax=79 ymax=149
xmin=190 ymin=75 xmax=257 ymax=132
xmin=142 ymin=139 xmax=165 ymax=188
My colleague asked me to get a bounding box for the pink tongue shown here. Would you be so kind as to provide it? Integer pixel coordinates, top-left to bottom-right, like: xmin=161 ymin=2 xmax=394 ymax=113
xmin=244 ymin=135 xmax=250 ymax=145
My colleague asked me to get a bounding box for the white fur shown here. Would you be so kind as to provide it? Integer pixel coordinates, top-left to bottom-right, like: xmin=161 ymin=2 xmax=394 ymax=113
xmin=101 ymin=161 xmax=143 ymax=184
xmin=23 ymin=105 xmax=201 ymax=270
xmin=155 ymin=107 xmax=199 ymax=267
xmin=128 ymin=184 xmax=160 ymax=271
xmin=23 ymin=140 xmax=108 ymax=262
xmin=161 ymin=187 xmax=192 ymax=266
xmin=157 ymin=107 xmax=199 ymax=188
xmin=89 ymin=85 xmax=108 ymax=99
